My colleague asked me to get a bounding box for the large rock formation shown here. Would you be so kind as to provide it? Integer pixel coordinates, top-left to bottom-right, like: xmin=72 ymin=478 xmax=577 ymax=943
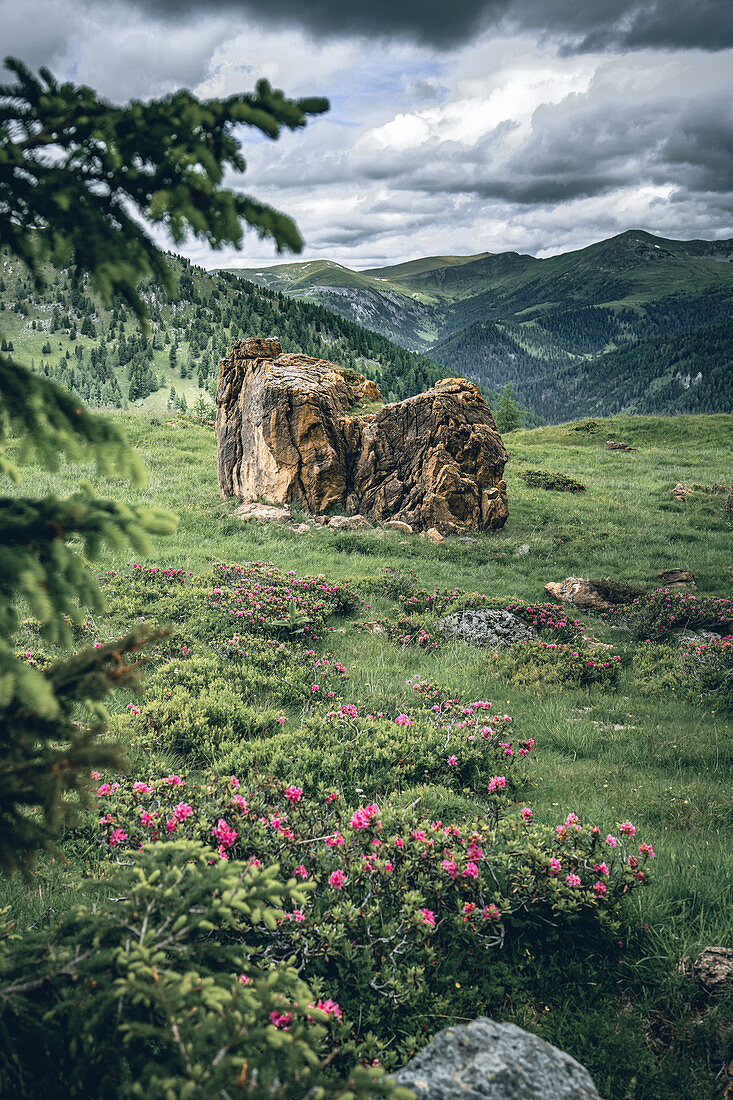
xmin=216 ymin=338 xmax=508 ymax=533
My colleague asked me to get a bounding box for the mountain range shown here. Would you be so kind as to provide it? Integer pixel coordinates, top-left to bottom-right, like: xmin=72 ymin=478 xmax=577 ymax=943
xmin=226 ymin=230 xmax=733 ymax=419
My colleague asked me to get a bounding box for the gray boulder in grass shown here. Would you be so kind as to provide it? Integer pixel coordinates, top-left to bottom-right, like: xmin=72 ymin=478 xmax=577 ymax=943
xmin=392 ymin=1018 xmax=602 ymax=1100
xmin=437 ymin=608 xmax=537 ymax=647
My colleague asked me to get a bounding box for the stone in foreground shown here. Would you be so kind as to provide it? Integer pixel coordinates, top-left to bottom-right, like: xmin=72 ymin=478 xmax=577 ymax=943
xmin=392 ymin=1018 xmax=602 ymax=1100
xmin=216 ymin=339 xmax=508 ymax=533
xmin=437 ymin=609 xmax=536 ymax=647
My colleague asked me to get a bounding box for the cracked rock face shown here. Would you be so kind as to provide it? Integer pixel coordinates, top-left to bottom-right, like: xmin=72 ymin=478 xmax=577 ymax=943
xmin=392 ymin=1018 xmax=602 ymax=1100
xmin=216 ymin=339 xmax=508 ymax=533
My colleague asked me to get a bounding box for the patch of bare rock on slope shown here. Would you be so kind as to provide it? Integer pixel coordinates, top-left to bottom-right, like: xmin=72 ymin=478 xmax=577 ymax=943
xmin=215 ymin=337 xmax=508 ymax=534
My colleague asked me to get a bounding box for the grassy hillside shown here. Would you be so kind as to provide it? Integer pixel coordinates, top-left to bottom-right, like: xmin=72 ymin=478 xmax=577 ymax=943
xmin=228 ymin=231 xmax=733 ymax=419
xmin=3 ymin=411 xmax=732 ymax=1097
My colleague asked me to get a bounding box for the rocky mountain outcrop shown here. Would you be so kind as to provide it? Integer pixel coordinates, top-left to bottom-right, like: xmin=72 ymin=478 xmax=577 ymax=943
xmin=216 ymin=338 xmax=508 ymax=533
xmin=392 ymin=1018 xmax=602 ymax=1099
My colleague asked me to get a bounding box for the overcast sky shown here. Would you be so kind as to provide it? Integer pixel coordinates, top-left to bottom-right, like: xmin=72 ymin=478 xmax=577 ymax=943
xmin=3 ymin=0 xmax=732 ymax=269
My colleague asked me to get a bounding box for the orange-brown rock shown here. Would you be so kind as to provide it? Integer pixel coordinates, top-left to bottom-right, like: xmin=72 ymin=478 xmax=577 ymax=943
xmin=657 ymin=568 xmax=697 ymax=591
xmin=216 ymin=341 xmax=509 ymax=533
xmin=543 ymin=578 xmax=612 ymax=612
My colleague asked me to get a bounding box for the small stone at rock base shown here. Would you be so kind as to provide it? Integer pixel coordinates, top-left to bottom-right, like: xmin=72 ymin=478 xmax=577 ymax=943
xmin=606 ymin=439 xmax=637 ymax=451
xmin=427 ymin=528 xmax=444 ymax=545
xmin=543 ymin=578 xmax=611 ymax=612
xmin=360 ymin=621 xmax=387 ymax=635
xmin=669 ymin=483 xmax=693 ymax=501
xmin=437 ymin=609 xmax=537 ymax=647
xmin=458 ymin=536 xmax=477 ymax=544
xmin=516 ymin=543 xmax=530 ymax=556
xmin=657 ymin=568 xmax=695 ymax=587
xmin=392 ymin=1017 xmax=602 ymax=1100
xmin=384 ymin=519 xmax=413 ymax=534
xmin=232 ymin=502 xmax=292 ymax=523
xmin=289 ymin=523 xmax=311 ymax=535
xmin=679 ymin=947 xmax=733 ymax=993
xmin=328 ymin=514 xmax=373 ymax=531
xmin=315 ymin=514 xmax=329 ymax=525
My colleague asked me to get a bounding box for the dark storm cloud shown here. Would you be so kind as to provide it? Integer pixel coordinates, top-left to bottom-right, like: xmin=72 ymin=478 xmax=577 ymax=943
xmin=352 ymin=77 xmax=733 ymax=213
xmin=122 ymin=0 xmax=733 ymax=52
xmin=661 ymin=98 xmax=733 ymax=193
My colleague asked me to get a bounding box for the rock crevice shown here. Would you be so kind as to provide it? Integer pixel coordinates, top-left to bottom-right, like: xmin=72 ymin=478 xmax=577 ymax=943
xmin=216 ymin=339 xmax=508 ymax=533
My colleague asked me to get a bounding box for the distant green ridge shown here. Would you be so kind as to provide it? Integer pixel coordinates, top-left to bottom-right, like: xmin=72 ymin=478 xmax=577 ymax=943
xmin=222 ymin=230 xmax=733 ymax=419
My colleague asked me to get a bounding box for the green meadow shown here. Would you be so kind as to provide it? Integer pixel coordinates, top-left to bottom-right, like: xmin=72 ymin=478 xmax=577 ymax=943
xmin=4 ymin=410 xmax=732 ymax=1099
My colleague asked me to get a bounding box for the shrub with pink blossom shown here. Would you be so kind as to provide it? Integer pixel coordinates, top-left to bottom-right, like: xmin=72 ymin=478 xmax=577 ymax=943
xmin=681 ymin=633 xmax=733 ymax=710
xmin=209 ymin=562 xmax=359 ymax=641
xmin=0 ymin=840 xmax=410 ymax=1099
xmin=488 ymin=638 xmax=622 ymax=688
xmin=398 ymin=589 xmax=586 ymax=643
xmin=606 ymin=588 xmax=733 ymax=642
xmin=90 ymin=775 xmax=653 ymax=1072
xmin=213 ymin=692 xmax=530 ymax=811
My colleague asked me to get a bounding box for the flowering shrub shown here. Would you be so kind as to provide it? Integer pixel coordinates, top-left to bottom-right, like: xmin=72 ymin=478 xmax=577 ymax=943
xmin=92 ymin=777 xmax=654 ymax=1071
xmin=0 ymin=841 xmax=410 ymax=1099
xmin=213 ymin=690 xmax=529 ymax=811
xmin=209 ymin=562 xmax=358 ymax=641
xmin=681 ymin=634 xmax=733 ymax=710
xmin=101 ymin=562 xmax=358 ymax=649
xmin=398 ymin=590 xmax=586 ymax=642
xmin=488 ymin=639 xmax=622 ymax=688
xmin=606 ymin=588 xmax=733 ymax=641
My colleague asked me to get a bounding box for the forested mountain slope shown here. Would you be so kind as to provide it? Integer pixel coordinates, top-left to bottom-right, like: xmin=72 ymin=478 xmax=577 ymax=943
xmin=514 ymin=319 xmax=733 ymax=420
xmin=229 ymin=230 xmax=733 ymax=419
xmin=0 ymin=251 xmax=456 ymax=412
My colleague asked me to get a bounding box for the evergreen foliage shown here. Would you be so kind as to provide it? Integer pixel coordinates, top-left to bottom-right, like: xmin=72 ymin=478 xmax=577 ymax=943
xmin=0 ymin=57 xmax=327 ymax=872
xmin=0 ymin=840 xmax=410 ymax=1099
xmin=496 ymin=381 xmax=523 ymax=433
xmin=0 ymin=248 xmax=454 ymax=409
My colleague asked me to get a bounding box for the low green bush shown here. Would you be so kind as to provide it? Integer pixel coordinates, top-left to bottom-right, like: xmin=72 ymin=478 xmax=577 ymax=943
xmin=519 ymin=468 xmax=586 ymax=492
xmin=629 ymin=642 xmax=684 ymax=696
xmin=122 ymin=648 xmax=350 ymax=763
xmin=567 ymin=419 xmax=600 ymax=434
xmin=0 ymin=841 xmax=408 ymax=1099
xmin=91 ymin=776 xmax=654 ymax=1073
xmin=488 ymin=639 xmax=622 ymax=688
xmin=682 ymin=634 xmax=733 ymax=711
xmin=606 ymin=588 xmax=733 ymax=641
